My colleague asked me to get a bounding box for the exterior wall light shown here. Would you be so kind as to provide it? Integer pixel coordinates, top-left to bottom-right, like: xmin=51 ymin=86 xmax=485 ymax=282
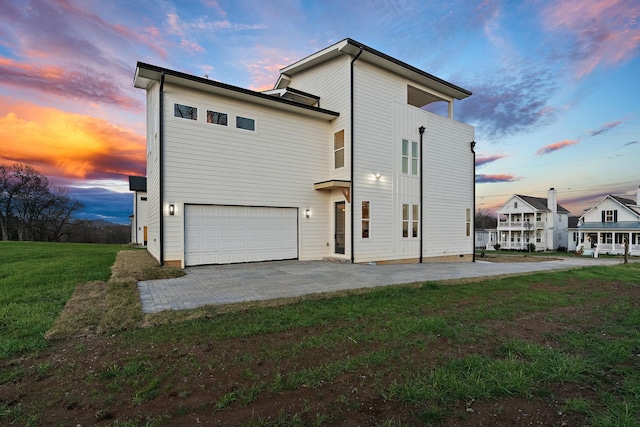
xmin=375 ymin=173 xmax=381 ymax=179
xmin=169 ymin=204 xmax=175 ymax=215
xmin=305 ymin=208 xmax=310 ymax=218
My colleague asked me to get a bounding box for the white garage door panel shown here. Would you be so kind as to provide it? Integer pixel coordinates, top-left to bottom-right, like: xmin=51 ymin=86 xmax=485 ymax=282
xmin=185 ymin=205 xmax=298 ymax=266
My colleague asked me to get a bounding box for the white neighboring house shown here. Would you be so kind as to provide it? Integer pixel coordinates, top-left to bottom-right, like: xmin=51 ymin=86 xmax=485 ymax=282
xmin=495 ymin=188 xmax=569 ymax=251
xmin=133 ymin=38 xmax=475 ymax=268
xmin=575 ymin=186 xmax=640 ymax=256
xmin=128 ymin=176 xmax=147 ymax=246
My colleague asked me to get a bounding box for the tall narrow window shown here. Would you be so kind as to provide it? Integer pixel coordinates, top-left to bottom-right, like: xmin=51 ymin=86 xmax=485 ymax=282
xmin=411 ymin=141 xmax=418 ymax=176
xmin=334 ymin=130 xmax=345 ymax=169
xmin=207 ymin=110 xmax=227 ymax=126
xmin=174 ymin=103 xmax=197 ymax=120
xmin=466 ymin=208 xmax=471 ymax=237
xmin=402 ymin=204 xmax=419 ymax=238
xmin=362 ymin=201 xmax=370 ymax=238
xmin=401 ymin=139 xmax=419 ymax=175
xmin=402 ymin=139 xmax=409 ymax=174
xmin=402 ymin=204 xmax=409 ymax=237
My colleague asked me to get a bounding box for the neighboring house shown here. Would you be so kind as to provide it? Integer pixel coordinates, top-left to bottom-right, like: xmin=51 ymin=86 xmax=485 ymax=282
xmin=566 ymin=216 xmax=580 ymax=252
xmin=575 ymin=187 xmax=640 ymax=256
xmin=475 ymin=228 xmax=497 ymax=250
xmin=495 ymin=188 xmax=569 ymax=251
xmin=133 ymin=38 xmax=475 ymax=268
xmin=129 ymin=176 xmax=147 ymax=246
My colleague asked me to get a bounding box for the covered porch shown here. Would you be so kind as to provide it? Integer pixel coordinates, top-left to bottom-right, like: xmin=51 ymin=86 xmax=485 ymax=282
xmin=576 ymin=222 xmax=640 ymax=256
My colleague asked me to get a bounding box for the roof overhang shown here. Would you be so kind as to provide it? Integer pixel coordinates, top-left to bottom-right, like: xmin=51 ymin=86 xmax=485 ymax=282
xmin=278 ymin=38 xmax=471 ymax=100
xmin=314 ymin=180 xmax=351 ymax=203
xmin=134 ymin=63 xmax=339 ymax=121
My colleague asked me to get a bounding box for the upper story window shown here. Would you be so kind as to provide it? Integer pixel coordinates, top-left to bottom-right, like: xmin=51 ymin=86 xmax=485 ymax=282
xmin=174 ymin=103 xmax=197 ymax=120
xmin=236 ymin=116 xmax=255 ymax=131
xmin=207 ymin=110 xmax=228 ymax=126
xmin=466 ymin=208 xmax=471 ymax=237
xmin=603 ymin=210 xmax=617 ymax=222
xmin=334 ymin=130 xmax=345 ymax=169
xmin=514 ymin=202 xmax=518 ymax=208
xmin=402 ymin=139 xmax=418 ymax=175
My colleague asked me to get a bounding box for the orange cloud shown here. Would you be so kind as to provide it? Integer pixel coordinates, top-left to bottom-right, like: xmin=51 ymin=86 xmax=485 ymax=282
xmin=536 ymin=139 xmax=578 ymax=155
xmin=0 ymin=98 xmax=145 ymax=181
xmin=543 ymin=0 xmax=640 ymax=78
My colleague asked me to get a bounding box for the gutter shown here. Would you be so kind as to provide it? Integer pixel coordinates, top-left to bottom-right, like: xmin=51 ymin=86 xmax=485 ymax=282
xmin=350 ymin=46 xmax=363 ymax=264
xmin=471 ymin=140 xmax=476 ymax=262
xmin=419 ymin=126 xmax=425 ymax=263
xmin=159 ymin=72 xmax=165 ymax=266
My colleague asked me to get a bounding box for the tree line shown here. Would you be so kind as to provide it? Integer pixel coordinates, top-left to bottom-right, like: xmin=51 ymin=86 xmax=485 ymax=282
xmin=0 ymin=162 xmax=129 ymax=243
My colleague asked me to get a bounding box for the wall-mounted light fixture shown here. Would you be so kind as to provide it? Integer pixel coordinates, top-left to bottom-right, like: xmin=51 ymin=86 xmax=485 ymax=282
xmin=375 ymin=173 xmax=381 ymax=180
xmin=169 ymin=204 xmax=175 ymax=215
xmin=305 ymin=208 xmax=310 ymax=218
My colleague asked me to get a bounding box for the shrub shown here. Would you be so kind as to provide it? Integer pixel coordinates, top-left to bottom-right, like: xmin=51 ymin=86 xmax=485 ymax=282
xmin=527 ymin=243 xmax=536 ymax=252
xmin=493 ymin=243 xmax=501 ymax=251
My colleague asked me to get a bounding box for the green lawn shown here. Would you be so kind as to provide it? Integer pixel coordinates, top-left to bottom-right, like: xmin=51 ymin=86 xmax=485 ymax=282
xmin=1 ymin=242 xmax=640 ymax=426
xmin=0 ymin=242 xmax=126 ymax=358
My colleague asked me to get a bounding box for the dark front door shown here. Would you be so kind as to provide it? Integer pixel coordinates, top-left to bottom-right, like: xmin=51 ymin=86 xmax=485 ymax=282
xmin=335 ymin=201 xmax=345 ymax=254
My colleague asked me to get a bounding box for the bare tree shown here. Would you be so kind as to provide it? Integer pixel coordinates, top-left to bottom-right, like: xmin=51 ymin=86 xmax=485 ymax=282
xmin=0 ymin=162 xmax=85 ymax=242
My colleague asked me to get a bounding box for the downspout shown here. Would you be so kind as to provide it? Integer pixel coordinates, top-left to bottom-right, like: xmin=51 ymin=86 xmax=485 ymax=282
xmin=419 ymin=126 xmax=425 ymax=263
xmin=470 ymin=140 xmax=476 ymax=262
xmin=159 ymin=72 xmax=165 ymax=266
xmin=350 ymin=46 xmax=363 ymax=264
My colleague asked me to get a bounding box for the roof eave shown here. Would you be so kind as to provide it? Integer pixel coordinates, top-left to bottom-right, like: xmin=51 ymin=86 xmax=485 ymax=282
xmin=134 ymin=62 xmax=340 ymax=121
xmin=278 ymin=38 xmax=472 ymax=100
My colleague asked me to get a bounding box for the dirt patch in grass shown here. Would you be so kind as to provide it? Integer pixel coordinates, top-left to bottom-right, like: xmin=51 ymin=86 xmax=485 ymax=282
xmin=479 ymin=253 xmax=562 ymax=262
xmin=2 ymin=256 xmax=640 ymax=426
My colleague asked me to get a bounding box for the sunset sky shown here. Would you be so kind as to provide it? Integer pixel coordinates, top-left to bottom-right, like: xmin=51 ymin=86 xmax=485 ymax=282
xmin=1 ymin=0 xmax=639 ymax=224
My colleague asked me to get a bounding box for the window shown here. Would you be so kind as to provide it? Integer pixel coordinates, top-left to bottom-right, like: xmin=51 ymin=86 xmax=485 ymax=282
xmin=207 ymin=110 xmax=227 ymax=126
xmin=514 ymin=202 xmax=518 ymax=208
xmin=174 ymin=103 xmax=197 ymax=120
xmin=603 ymin=210 xmax=617 ymax=222
xmin=362 ymin=201 xmax=370 ymax=238
xmin=466 ymin=208 xmax=471 ymax=237
xmin=402 ymin=204 xmax=419 ymax=238
xmin=401 ymin=139 xmax=418 ymax=175
xmin=602 ymin=233 xmax=613 ymax=244
xmin=334 ymin=130 xmax=345 ymax=169
xmin=536 ymin=232 xmax=541 ymax=243
xmin=236 ymin=116 xmax=255 ymax=131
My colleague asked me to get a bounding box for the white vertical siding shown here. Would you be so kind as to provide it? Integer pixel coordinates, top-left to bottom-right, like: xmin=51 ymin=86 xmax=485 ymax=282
xmin=351 ymin=60 xmax=474 ymax=262
xmin=422 ymin=113 xmax=474 ymax=258
xmin=287 ymin=56 xmax=351 ymax=182
xmin=146 ymin=82 xmax=161 ymax=261
xmin=160 ymin=83 xmax=333 ymax=265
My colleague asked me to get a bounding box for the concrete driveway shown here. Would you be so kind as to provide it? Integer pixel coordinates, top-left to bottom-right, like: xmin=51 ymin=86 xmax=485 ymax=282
xmin=138 ymin=256 xmax=625 ymax=313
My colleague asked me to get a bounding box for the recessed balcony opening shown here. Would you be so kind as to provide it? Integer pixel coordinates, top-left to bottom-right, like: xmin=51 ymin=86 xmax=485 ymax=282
xmin=407 ymin=85 xmax=451 ymax=118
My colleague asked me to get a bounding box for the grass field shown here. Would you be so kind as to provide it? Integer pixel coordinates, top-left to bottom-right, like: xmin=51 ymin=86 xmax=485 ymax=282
xmin=1 ymin=242 xmax=639 ymax=426
xmin=0 ymin=242 xmax=126 ymax=358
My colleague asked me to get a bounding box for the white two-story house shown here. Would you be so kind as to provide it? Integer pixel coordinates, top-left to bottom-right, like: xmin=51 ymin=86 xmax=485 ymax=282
xmin=576 ymin=186 xmax=640 ymax=256
xmin=133 ymin=38 xmax=475 ymax=267
xmin=495 ymin=188 xmax=569 ymax=251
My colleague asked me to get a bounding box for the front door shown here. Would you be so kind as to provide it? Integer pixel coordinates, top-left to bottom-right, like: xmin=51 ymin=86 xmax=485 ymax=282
xmin=335 ymin=202 xmax=345 ymax=254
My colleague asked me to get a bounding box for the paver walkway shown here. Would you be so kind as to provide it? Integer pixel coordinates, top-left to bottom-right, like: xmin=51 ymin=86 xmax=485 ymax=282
xmin=137 ymin=256 xmax=627 ymax=313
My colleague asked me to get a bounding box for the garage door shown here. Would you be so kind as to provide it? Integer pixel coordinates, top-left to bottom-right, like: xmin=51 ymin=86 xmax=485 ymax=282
xmin=185 ymin=205 xmax=298 ymax=266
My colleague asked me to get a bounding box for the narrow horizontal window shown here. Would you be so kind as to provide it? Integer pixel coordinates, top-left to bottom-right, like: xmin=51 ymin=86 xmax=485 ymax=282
xmin=140 ymin=197 xmax=147 ymax=201
xmin=174 ymin=103 xmax=197 ymax=120
xmin=236 ymin=116 xmax=255 ymax=131
xmin=207 ymin=110 xmax=228 ymax=126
